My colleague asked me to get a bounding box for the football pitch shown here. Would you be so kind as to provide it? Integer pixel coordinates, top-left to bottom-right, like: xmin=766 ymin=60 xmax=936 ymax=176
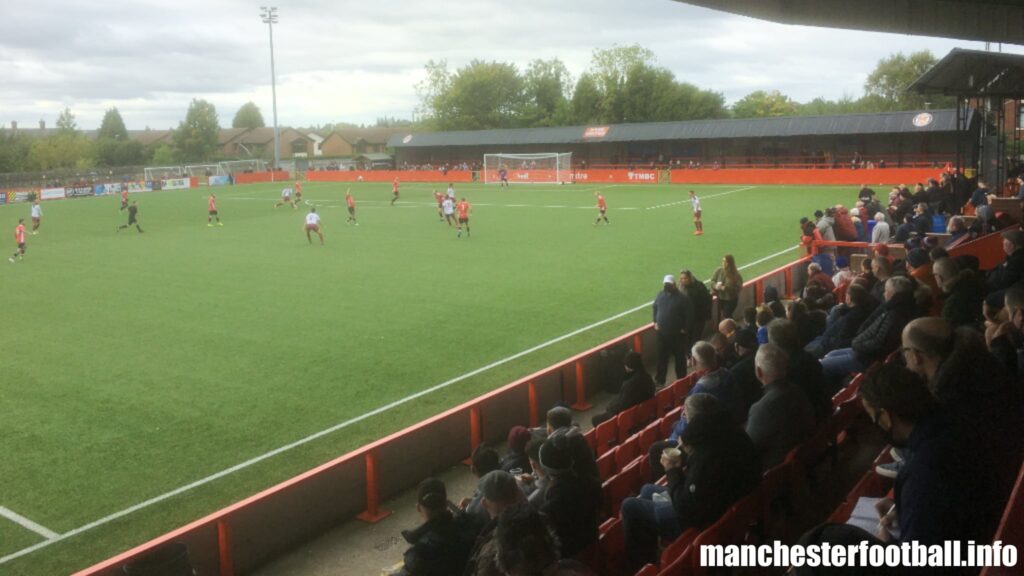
xmin=0 ymin=180 xmax=852 ymax=574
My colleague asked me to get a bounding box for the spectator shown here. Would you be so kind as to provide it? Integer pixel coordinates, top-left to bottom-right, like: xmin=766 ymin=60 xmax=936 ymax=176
xmin=516 ymin=438 xmax=549 ymax=509
xmin=970 ymin=180 xmax=993 ymax=222
xmin=687 ymin=341 xmax=746 ymax=425
xmin=755 ymin=305 xmax=774 ymax=344
xmin=745 ymin=343 xmax=816 ymax=469
xmin=645 ymin=393 xmax=721 ymax=481
xmin=741 ymin=306 xmax=757 ymax=330
xmin=536 ymin=430 xmax=602 ymax=559
xmin=545 ymin=407 xmax=599 ymax=481
xmin=902 ymin=318 xmax=1024 ymax=534
xmin=805 ymin=262 xmax=835 ymax=293
xmin=679 ymin=270 xmax=712 ymax=340
xmin=832 ymin=256 xmax=854 ymax=292
xmin=871 ymin=212 xmax=891 ymax=244
xmin=821 ymin=276 xmax=919 ymax=389
xmin=858 ymin=364 xmax=986 ymax=546
xmin=805 ymin=283 xmax=877 ymax=359
xmin=500 ymin=426 xmax=533 ymax=475
xmin=933 ymin=257 xmax=985 ymax=329
xmin=945 ymin=216 xmax=970 ymax=246
xmin=905 ymin=248 xmax=941 ymax=316
xmin=987 ymin=229 xmax=1024 ymax=293
xmin=464 ymin=471 xmax=525 ymax=576
xmin=815 ymin=209 xmax=837 ymax=256
xmin=462 ymin=445 xmax=502 ymax=530
xmin=788 ymin=300 xmax=823 ymax=345
xmin=622 ymin=409 xmax=760 ymax=570
xmin=397 ymin=478 xmax=477 ymax=576
xmin=653 ymin=275 xmax=692 ymax=386
xmin=832 ymin=205 xmax=858 ymax=242
xmin=711 ymin=255 xmax=743 ymax=320
xmin=729 ymin=328 xmax=762 ymax=413
xmin=708 ymin=332 xmax=737 ymax=369
xmin=493 ymin=503 xmax=596 ymax=576
xmin=767 ymin=318 xmax=832 ymax=421
xmin=989 ymin=283 xmax=1024 ymax=379
xmin=718 ymin=318 xmax=737 ymax=340
xmin=868 ymin=256 xmax=893 ymax=304
xmin=762 ymin=285 xmax=787 ymax=319
xmin=590 ymin=352 xmax=655 ymax=427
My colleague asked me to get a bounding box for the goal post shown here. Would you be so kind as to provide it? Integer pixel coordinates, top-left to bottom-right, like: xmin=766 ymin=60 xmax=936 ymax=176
xmin=219 ymin=159 xmax=267 ymax=175
xmin=184 ymin=164 xmax=226 ymax=178
xmin=143 ymin=166 xmax=185 ymax=181
xmin=483 ymin=153 xmax=572 ymax=185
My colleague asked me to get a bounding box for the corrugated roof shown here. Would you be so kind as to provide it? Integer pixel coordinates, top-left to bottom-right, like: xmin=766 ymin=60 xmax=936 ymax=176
xmin=388 ymin=109 xmax=967 ymax=148
xmin=909 ymin=48 xmax=1024 ymax=98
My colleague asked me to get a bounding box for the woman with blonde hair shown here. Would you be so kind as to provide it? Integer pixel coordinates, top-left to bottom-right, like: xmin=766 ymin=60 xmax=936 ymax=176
xmin=711 ymin=254 xmax=743 ymax=320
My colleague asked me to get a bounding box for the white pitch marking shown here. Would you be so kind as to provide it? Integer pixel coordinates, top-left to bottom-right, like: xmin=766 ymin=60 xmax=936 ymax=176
xmin=0 ymin=245 xmax=800 ymax=565
xmin=0 ymin=506 xmax=59 ymax=540
xmin=645 ymin=186 xmax=756 ymax=210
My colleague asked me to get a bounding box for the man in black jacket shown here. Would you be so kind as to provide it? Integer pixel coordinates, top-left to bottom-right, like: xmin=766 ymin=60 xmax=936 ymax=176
xmin=745 ymin=343 xmax=816 ymax=470
xmin=653 ymin=275 xmax=691 ymax=386
xmin=591 ymin=352 xmax=655 ymax=427
xmin=536 ymin=430 xmax=602 ymax=560
xmin=987 ymin=229 xmax=1024 ymax=293
xmin=398 ymin=478 xmax=477 ymax=576
xmin=680 ymin=270 xmax=712 ymax=340
xmin=546 ymin=407 xmax=599 ymax=481
xmin=767 ymin=319 xmax=832 ymax=421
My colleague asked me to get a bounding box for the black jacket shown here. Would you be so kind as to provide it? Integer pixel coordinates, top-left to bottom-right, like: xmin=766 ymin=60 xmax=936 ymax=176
xmin=606 ymin=368 xmax=655 ymax=415
xmin=987 ymin=248 xmax=1024 ymax=292
xmin=682 ymin=280 xmax=713 ymax=326
xmin=940 ymin=271 xmax=985 ymax=329
xmin=667 ymin=412 xmax=761 ymax=530
xmin=403 ymin=509 xmax=477 ymax=576
xmin=788 ymin=349 xmax=833 ymax=422
xmin=852 ymin=291 xmax=918 ymax=365
xmin=807 ymin=302 xmax=876 ymax=358
xmin=728 ymin=351 xmax=761 ymax=415
xmin=653 ymin=288 xmax=691 ymax=335
xmin=541 ymin=472 xmax=603 ymax=559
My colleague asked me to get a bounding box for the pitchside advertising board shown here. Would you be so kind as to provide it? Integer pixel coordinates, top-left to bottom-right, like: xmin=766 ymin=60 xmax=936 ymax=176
xmin=571 ymin=169 xmax=660 ymax=183
xmin=66 ymin=186 xmax=94 ymax=198
xmin=7 ymin=190 xmax=35 ymax=203
xmin=209 ymin=175 xmax=231 ymax=186
xmin=41 ymin=187 xmax=66 ymax=200
xmin=163 ymin=178 xmax=190 ymax=190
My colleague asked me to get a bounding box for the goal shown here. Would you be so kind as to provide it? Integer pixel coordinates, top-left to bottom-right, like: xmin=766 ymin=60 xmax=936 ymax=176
xmin=184 ymin=164 xmax=227 ymax=178
xmin=144 ymin=166 xmax=185 ymax=181
xmin=219 ymin=159 xmax=267 ymax=175
xmin=483 ymin=153 xmax=572 ymax=185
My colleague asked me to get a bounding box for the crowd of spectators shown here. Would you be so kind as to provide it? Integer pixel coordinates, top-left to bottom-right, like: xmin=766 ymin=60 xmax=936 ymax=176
xmin=390 ymin=176 xmax=1024 ymax=575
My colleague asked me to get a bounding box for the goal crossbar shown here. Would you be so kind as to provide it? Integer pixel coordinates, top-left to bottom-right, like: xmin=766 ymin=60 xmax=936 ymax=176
xmin=483 ymin=152 xmax=572 ymax=185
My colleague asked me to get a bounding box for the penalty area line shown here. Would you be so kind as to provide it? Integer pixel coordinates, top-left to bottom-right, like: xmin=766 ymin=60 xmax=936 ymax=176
xmin=0 ymin=506 xmax=59 ymax=540
xmin=0 ymin=242 xmax=799 ymax=566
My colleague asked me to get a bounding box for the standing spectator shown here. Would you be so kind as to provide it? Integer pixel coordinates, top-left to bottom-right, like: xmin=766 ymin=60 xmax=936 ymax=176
xmin=832 ymin=205 xmax=858 ymax=242
xmin=590 ymin=352 xmax=655 ymax=427
xmin=653 ymin=275 xmax=692 ymax=386
xmin=397 ymin=478 xmax=477 ymax=576
xmin=815 ymin=209 xmax=837 ymax=256
xmin=679 ymin=270 xmax=712 ymax=340
xmin=871 ymin=212 xmax=891 ymax=244
xmin=745 ymin=343 xmax=816 ymax=469
xmin=711 ymin=254 xmax=743 ymax=320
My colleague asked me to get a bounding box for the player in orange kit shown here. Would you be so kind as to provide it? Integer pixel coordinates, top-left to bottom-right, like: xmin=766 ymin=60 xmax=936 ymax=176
xmin=456 ymin=197 xmax=472 ymax=238
xmin=433 ymin=189 xmax=445 ymax=221
xmin=594 ymin=192 xmax=609 ymax=225
xmin=391 ymin=178 xmax=400 ymax=206
xmin=345 ymin=189 xmax=359 ymax=225
xmin=9 ymin=219 xmax=26 ymax=263
xmin=207 ymin=192 xmax=223 ymax=226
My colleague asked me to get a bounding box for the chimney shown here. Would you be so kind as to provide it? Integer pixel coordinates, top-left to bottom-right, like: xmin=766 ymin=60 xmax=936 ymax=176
xmin=11 ymin=121 xmax=16 ymax=130
xmin=39 ymin=120 xmax=45 ymax=130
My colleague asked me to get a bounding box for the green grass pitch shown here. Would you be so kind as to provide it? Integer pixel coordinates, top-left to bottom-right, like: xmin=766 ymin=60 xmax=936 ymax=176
xmin=0 ymin=180 xmax=853 ymax=574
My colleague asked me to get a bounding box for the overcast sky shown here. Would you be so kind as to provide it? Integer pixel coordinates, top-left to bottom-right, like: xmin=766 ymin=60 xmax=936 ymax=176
xmin=2 ymin=0 xmax=1022 ymax=131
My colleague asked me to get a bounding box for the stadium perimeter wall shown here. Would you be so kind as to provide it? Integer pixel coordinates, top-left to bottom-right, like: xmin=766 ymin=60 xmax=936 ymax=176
xmin=305 ymin=167 xmax=943 ymax=186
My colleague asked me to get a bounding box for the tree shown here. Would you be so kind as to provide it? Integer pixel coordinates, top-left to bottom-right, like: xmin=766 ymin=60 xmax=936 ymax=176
xmin=417 ymin=60 xmax=526 ymax=130
xmin=589 ymin=45 xmax=656 ymax=123
xmin=732 ymin=90 xmax=800 ymax=118
xmin=173 ymin=99 xmax=220 ymax=162
xmin=0 ymin=129 xmax=32 ymax=173
xmin=56 ymin=107 xmax=77 ymax=133
xmin=232 ymin=102 xmax=265 ymax=129
xmin=150 ymin=143 xmax=177 ymax=165
xmin=522 ymin=58 xmax=572 ymax=127
xmin=414 ymin=59 xmax=453 ymax=128
xmin=864 ymin=51 xmax=953 ymax=111
xmin=571 ymin=73 xmax=603 ymax=125
xmin=98 ymin=108 xmax=129 ymax=140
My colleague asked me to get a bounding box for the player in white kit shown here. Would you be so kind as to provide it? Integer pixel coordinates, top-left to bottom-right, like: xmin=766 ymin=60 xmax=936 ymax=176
xmin=305 ymin=207 xmax=324 ymax=244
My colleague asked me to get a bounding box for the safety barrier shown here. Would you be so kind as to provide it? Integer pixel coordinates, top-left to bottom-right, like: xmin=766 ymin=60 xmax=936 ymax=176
xmin=232 ymin=171 xmax=291 ymax=185
xmin=670 ymin=167 xmax=942 ymax=186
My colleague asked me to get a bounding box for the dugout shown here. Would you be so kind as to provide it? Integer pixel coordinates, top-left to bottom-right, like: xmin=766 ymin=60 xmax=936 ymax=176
xmin=388 ymin=109 xmax=977 ymax=169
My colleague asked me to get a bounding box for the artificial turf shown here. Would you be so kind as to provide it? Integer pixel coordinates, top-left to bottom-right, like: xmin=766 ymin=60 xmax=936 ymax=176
xmin=0 ymin=180 xmax=853 ymax=574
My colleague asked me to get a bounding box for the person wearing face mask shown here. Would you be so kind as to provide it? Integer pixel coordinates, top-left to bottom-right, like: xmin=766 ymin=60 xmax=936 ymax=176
xmin=858 ymin=364 xmax=981 ymax=546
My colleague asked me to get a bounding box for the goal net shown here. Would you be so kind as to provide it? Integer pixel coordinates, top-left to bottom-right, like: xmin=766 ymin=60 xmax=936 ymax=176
xmin=185 ymin=164 xmax=226 ymax=178
xmin=483 ymin=153 xmax=572 ymax=184
xmin=144 ymin=166 xmax=185 ymax=181
xmin=219 ymin=159 xmax=267 ymax=174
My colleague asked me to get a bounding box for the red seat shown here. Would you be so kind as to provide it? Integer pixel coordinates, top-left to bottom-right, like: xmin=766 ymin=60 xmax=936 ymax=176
xmin=638 ymin=421 xmax=661 ymax=452
xmin=615 ymin=435 xmax=642 ymax=470
xmin=633 ymin=565 xmax=659 ymax=576
xmin=597 ymin=447 xmax=619 ymax=482
xmin=829 ymin=397 xmax=864 ymax=446
xmin=655 ymin=386 xmax=676 ymax=417
xmin=636 ymin=398 xmax=658 ymax=427
xmin=659 ymin=527 xmax=698 ymax=566
xmin=660 ymin=407 xmax=682 ymax=438
xmin=617 ymin=405 xmax=640 ymax=444
xmin=595 ymin=418 xmax=619 ymax=457
xmin=602 ymin=460 xmax=643 ymax=518
xmin=584 ymin=428 xmax=598 ymax=454
xmin=670 ymin=374 xmax=697 ymax=404
xmin=980 ymin=462 xmax=1024 ymax=576
xmin=691 ymin=487 xmax=764 ymax=575
xmin=598 ymin=517 xmax=627 ymax=576
xmin=760 ymin=460 xmax=795 ymax=530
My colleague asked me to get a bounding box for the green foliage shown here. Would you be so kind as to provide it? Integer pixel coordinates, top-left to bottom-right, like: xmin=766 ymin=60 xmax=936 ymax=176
xmin=232 ymin=102 xmax=266 ymax=129
xmin=522 ymin=58 xmax=573 ymax=127
xmin=571 ymin=73 xmax=603 ymax=125
xmin=0 ymin=129 xmax=33 ymax=173
xmin=95 ymin=139 xmax=145 ymax=167
xmin=98 ymin=108 xmax=129 ymax=141
xmin=732 ymin=90 xmax=800 ymax=118
xmin=173 ymin=99 xmax=220 ymax=162
xmin=418 ymin=60 xmax=527 ymax=130
xmin=26 ymin=132 xmax=93 ymax=171
xmin=150 ymin=143 xmax=177 ymax=165
xmin=864 ymin=51 xmax=953 ymax=111
xmin=56 ymin=107 xmax=77 ymax=133
xmin=374 ymin=116 xmax=415 ymax=128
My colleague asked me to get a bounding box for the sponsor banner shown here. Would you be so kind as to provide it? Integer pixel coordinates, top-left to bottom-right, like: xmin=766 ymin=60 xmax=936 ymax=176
xmin=162 ymin=177 xmax=191 ymax=190
xmin=570 ymin=170 xmax=661 ymax=184
xmin=668 ymin=167 xmax=943 ymax=186
xmin=41 ymin=187 xmax=66 ymax=200
xmin=8 ymin=190 xmax=35 ymax=203
xmin=94 ymin=182 xmax=121 ymax=196
xmin=0 ymin=192 xmax=6 ymax=205
xmin=209 ymin=175 xmax=231 ymax=186
xmin=583 ymin=126 xmax=610 ymax=139
xmin=306 ymin=170 xmax=473 ymax=184
xmin=66 ymin=186 xmax=94 ymax=198
xmin=126 ymin=181 xmax=153 ymax=193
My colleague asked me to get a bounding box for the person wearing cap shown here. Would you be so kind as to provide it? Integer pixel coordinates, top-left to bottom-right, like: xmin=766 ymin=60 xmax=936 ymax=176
xmin=591 ymin=351 xmax=655 ymax=427
xmin=536 ymin=430 xmax=602 ymax=559
xmin=396 ymin=478 xmax=477 ymax=576
xmin=652 ymin=274 xmax=692 ymax=386
xmin=988 ymin=229 xmax=1024 ymax=293
xmin=905 ymin=247 xmax=941 ymax=316
xmin=545 ymin=406 xmax=599 ymax=481
xmin=463 ymin=471 xmax=525 ymax=576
